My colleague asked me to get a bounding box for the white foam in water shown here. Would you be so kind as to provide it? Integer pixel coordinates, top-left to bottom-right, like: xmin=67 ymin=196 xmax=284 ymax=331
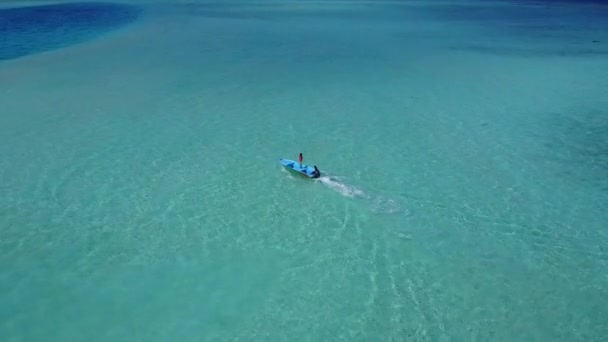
xmin=316 ymin=175 xmax=406 ymax=215
xmin=371 ymin=197 xmax=403 ymax=215
xmin=316 ymin=176 xmax=367 ymax=199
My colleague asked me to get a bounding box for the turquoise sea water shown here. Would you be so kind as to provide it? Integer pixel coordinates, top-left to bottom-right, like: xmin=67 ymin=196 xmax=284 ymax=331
xmin=1 ymin=0 xmax=608 ymax=340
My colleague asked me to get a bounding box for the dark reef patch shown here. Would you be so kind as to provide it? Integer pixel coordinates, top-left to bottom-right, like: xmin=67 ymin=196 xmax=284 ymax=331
xmin=420 ymin=1 xmax=608 ymax=58
xmin=0 ymin=2 xmax=141 ymax=61
xmin=446 ymin=42 xmax=608 ymax=58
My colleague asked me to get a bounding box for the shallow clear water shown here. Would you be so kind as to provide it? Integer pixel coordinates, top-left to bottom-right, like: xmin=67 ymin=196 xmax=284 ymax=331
xmin=1 ymin=0 xmax=608 ymax=340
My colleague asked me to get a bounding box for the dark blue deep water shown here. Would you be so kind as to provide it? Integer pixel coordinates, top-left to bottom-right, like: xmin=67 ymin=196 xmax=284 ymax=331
xmin=0 ymin=2 xmax=141 ymax=60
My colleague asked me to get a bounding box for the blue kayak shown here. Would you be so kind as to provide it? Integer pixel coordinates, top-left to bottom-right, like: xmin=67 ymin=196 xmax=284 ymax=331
xmin=280 ymin=158 xmax=321 ymax=179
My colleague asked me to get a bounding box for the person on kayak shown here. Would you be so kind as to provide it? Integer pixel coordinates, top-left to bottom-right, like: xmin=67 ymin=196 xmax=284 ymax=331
xmin=299 ymin=153 xmax=303 ymax=165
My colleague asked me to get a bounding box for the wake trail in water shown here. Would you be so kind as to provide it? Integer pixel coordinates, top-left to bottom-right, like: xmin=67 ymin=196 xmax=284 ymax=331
xmin=315 ymin=175 xmax=406 ymax=215
xmin=315 ymin=176 xmax=367 ymax=199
